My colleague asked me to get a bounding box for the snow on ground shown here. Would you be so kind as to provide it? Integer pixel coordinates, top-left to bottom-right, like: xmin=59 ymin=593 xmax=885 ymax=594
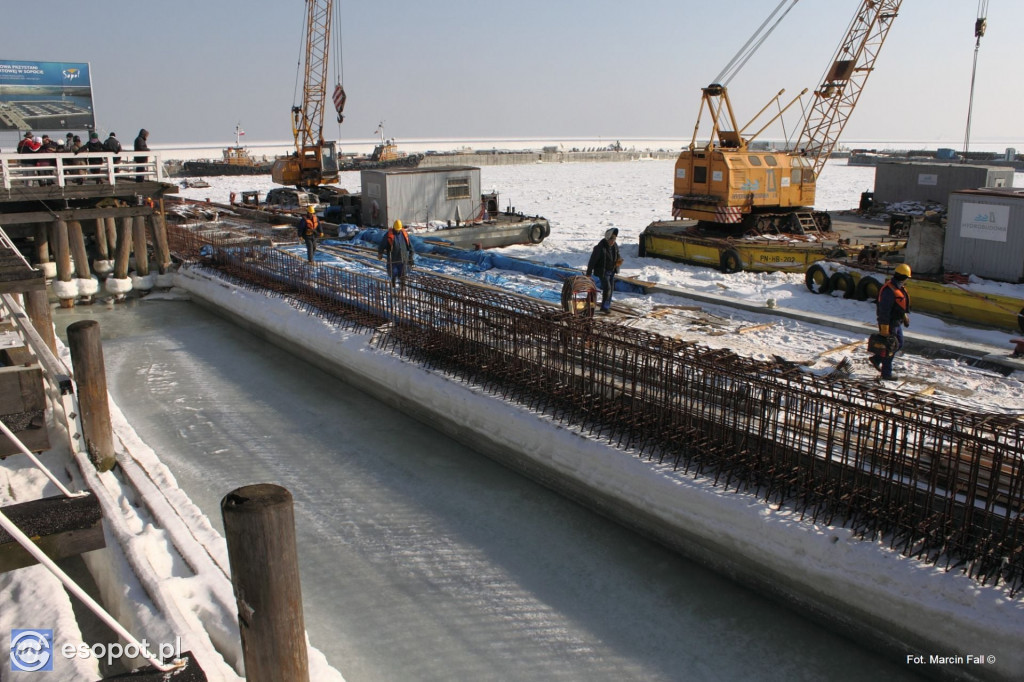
xmin=176 ymin=159 xmax=1024 ymax=414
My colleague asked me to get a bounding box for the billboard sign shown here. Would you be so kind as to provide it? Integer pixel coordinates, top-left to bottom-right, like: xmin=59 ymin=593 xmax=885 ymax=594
xmin=959 ymin=202 xmax=1010 ymax=243
xmin=0 ymin=60 xmax=95 ymax=131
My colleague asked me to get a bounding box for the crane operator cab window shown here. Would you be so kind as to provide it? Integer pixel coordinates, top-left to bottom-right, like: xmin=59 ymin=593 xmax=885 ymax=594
xmin=693 ymin=166 xmax=708 ymax=184
xmin=321 ymin=141 xmax=339 ymax=174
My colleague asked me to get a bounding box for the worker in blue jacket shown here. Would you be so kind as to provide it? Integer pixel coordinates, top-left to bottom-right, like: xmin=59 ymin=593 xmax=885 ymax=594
xmin=378 ymin=220 xmax=415 ymax=288
xmin=871 ymin=263 xmax=912 ymax=380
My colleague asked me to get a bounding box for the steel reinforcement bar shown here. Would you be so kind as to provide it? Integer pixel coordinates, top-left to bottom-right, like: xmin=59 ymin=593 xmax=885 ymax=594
xmin=167 ymin=227 xmax=1024 ymax=594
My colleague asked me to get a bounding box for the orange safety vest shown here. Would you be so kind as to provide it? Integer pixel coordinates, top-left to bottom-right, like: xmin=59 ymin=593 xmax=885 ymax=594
xmin=301 ymin=215 xmax=320 ymax=237
xmin=878 ymin=280 xmax=910 ymax=313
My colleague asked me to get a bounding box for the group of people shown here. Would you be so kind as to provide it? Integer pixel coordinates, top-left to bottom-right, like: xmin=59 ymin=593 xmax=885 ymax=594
xmin=11 ymin=128 xmax=150 ymax=182
xmin=296 ymin=211 xmax=416 ymax=290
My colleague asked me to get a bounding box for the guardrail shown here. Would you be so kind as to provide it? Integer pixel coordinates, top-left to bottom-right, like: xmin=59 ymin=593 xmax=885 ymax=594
xmin=0 ymin=151 xmax=165 ymax=189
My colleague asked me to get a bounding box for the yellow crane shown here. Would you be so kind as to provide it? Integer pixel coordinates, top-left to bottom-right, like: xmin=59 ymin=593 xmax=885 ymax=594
xmin=672 ymin=0 xmax=902 ymax=235
xmin=271 ymin=0 xmax=345 ymax=188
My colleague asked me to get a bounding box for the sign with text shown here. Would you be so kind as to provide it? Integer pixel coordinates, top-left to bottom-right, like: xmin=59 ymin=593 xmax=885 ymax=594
xmin=0 ymin=60 xmax=95 ymax=131
xmin=959 ymin=202 xmax=1010 ymax=242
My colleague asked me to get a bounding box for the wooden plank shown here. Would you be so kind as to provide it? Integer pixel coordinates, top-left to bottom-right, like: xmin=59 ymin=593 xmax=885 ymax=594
xmin=818 ymin=339 xmax=867 ymax=356
xmin=0 ymin=205 xmax=155 ymax=227
xmin=0 ymin=493 xmax=105 ymax=573
xmin=0 ymin=365 xmax=45 ymax=414
xmin=736 ymin=322 xmax=775 ymax=334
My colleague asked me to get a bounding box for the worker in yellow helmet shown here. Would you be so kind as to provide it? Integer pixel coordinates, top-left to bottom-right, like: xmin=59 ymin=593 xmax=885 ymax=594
xmin=869 ymin=263 xmax=911 ymax=381
xmin=377 ymin=219 xmax=415 ymax=288
xmin=296 ymin=205 xmax=323 ymax=263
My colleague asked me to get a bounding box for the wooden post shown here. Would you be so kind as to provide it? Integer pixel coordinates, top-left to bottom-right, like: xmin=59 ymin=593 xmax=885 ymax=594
xmin=132 ymin=215 xmax=150 ymax=277
xmin=66 ymin=320 xmax=115 ymax=472
xmin=52 ymin=219 xmax=75 ymax=309
xmin=93 ymin=218 xmax=110 ymax=261
xmin=113 ymin=218 xmax=133 ymax=280
xmin=221 ymin=484 xmax=309 ymax=682
xmin=24 ymin=290 xmax=56 ymax=355
xmin=150 ymin=213 xmax=171 ymax=275
xmin=105 ymin=217 xmax=118 ymax=253
xmin=67 ymin=221 xmax=91 ymax=279
xmin=33 ymin=222 xmax=50 ymax=268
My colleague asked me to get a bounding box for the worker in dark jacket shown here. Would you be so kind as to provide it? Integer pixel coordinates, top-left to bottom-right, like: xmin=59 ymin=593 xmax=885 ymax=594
xmin=586 ymin=227 xmax=622 ymax=314
xmin=76 ymin=132 xmax=106 ymax=181
xmin=377 ymin=220 xmax=414 ymax=288
xmin=133 ymin=128 xmax=150 ymax=182
xmin=296 ymin=206 xmax=323 ymax=263
xmin=870 ymin=263 xmax=912 ymax=381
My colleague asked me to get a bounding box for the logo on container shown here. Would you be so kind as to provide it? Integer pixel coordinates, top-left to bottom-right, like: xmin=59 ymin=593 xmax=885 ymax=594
xmin=11 ymin=629 xmax=54 ymax=672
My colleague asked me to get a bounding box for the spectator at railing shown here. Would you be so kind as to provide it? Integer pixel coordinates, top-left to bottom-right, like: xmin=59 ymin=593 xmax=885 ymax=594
xmin=17 ymin=133 xmax=40 ymax=154
xmin=68 ymin=135 xmax=85 ymax=184
xmin=104 ymin=132 xmax=122 ymax=173
xmin=76 ymin=132 xmax=106 ymax=181
xmin=133 ymin=128 xmax=150 ymax=182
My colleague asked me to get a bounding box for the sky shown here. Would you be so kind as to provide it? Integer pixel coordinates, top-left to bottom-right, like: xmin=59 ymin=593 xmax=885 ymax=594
xmin=2 ymin=0 xmax=1022 ymax=148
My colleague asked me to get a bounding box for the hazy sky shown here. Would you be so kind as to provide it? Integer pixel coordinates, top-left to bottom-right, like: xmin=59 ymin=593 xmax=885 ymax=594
xmin=3 ymin=0 xmax=1021 ymax=147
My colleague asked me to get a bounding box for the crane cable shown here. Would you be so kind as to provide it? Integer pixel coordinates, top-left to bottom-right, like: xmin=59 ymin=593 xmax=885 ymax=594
xmin=961 ymin=0 xmax=988 ymax=162
xmin=714 ymin=0 xmax=800 ymax=86
xmin=333 ymin=2 xmax=345 ymax=139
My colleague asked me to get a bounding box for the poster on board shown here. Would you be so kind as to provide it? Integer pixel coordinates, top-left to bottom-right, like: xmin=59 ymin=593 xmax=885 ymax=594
xmin=0 ymin=60 xmax=95 ymax=131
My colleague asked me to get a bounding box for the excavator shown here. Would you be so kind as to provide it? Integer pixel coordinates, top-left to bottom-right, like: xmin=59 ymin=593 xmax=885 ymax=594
xmin=641 ymin=0 xmax=903 ymax=273
xmin=271 ymin=0 xmax=345 ymax=189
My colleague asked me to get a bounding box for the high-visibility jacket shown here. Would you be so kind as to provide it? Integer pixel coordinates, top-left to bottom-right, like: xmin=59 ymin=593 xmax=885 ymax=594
xmin=876 ymin=280 xmax=910 ymax=327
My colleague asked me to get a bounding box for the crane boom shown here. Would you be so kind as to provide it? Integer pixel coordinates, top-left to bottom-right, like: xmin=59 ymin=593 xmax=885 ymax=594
xmin=272 ymin=0 xmax=341 ymax=188
xmin=797 ymin=0 xmax=902 ymax=178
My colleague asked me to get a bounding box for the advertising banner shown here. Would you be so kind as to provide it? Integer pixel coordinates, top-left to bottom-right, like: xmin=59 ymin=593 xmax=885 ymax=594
xmin=959 ymin=202 xmax=1010 ymax=242
xmin=0 ymin=60 xmax=95 ymax=131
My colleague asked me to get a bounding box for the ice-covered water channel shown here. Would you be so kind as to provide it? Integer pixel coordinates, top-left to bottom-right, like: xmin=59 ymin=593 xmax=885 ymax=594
xmin=53 ymin=297 xmax=918 ymax=682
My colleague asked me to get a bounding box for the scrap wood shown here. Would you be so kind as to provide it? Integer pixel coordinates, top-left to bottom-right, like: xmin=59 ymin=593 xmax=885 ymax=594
xmin=736 ymin=322 xmax=775 ymax=335
xmin=818 ymin=340 xmax=867 ymax=356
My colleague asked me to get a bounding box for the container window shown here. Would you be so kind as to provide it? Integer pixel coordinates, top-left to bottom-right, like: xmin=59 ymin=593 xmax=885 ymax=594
xmin=446 ymin=177 xmax=471 ymax=200
xmin=792 ymin=169 xmax=802 ymax=184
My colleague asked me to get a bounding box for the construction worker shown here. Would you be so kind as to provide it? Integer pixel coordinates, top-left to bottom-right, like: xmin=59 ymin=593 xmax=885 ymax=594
xmin=870 ymin=263 xmax=911 ymax=381
xmin=586 ymin=227 xmax=622 ymax=314
xmin=377 ymin=220 xmax=414 ymax=288
xmin=296 ymin=206 xmax=323 ymax=263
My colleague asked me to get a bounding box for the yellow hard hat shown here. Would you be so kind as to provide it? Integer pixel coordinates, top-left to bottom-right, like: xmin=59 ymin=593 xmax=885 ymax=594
xmin=307 ymin=205 xmax=316 ymax=214
xmin=393 ymin=220 xmax=403 ymax=230
xmin=894 ymin=263 xmax=912 ymax=278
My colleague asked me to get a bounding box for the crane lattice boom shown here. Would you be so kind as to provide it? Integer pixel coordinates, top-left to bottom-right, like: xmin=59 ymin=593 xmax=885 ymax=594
xmin=797 ymin=0 xmax=902 ymax=177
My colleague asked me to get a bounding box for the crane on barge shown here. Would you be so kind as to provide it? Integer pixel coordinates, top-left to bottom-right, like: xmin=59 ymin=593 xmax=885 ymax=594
xmin=671 ymin=0 xmax=902 ymax=235
xmin=271 ymin=0 xmax=346 ymax=189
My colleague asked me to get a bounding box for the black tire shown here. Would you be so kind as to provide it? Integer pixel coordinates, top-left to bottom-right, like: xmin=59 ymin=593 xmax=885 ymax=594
xmin=720 ymin=248 xmax=743 ymax=274
xmin=828 ymin=271 xmax=856 ymax=299
xmin=540 ymin=222 xmax=551 ymax=239
xmin=529 ymin=223 xmax=544 ymax=243
xmin=1018 ymin=307 xmax=1024 ymax=333
xmin=855 ymin=275 xmax=882 ymax=302
xmin=805 ymin=263 xmax=831 ymax=294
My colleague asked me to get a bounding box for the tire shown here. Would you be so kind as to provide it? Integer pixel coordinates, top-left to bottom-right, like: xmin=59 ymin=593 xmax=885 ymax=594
xmin=805 ymin=263 xmax=831 ymax=294
xmin=720 ymin=248 xmax=742 ymax=274
xmin=529 ymin=223 xmax=544 ymax=243
xmin=540 ymin=222 xmax=551 ymax=239
xmin=855 ymin=275 xmax=882 ymax=302
xmin=1018 ymin=306 xmax=1024 ymax=333
xmin=828 ymin=271 xmax=856 ymax=299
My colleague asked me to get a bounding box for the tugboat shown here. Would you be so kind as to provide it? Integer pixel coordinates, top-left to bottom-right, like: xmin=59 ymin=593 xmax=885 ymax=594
xmin=338 ymin=122 xmax=423 ymax=172
xmin=180 ymin=125 xmax=274 ymax=177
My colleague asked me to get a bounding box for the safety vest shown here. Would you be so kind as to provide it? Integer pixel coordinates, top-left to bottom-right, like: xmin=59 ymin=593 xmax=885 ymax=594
xmin=878 ymin=280 xmax=910 ymax=312
xmin=301 ymin=215 xmax=319 ymax=237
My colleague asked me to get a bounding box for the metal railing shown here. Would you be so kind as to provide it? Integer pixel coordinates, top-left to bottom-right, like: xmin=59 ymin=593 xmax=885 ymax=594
xmin=169 ymin=225 xmax=1024 ymax=594
xmin=0 ymin=151 xmax=165 ymax=189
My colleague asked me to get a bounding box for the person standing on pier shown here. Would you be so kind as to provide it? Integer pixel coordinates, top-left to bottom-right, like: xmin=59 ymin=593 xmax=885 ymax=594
xmin=296 ymin=206 xmax=324 ymax=264
xmin=377 ymin=220 xmax=415 ymax=288
xmin=586 ymin=227 xmax=622 ymax=315
xmin=870 ymin=263 xmax=912 ymax=381
xmin=133 ymin=128 xmax=150 ymax=182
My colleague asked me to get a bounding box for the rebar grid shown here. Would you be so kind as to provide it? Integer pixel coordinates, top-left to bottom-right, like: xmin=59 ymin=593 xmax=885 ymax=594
xmin=168 ymin=225 xmax=1024 ymax=594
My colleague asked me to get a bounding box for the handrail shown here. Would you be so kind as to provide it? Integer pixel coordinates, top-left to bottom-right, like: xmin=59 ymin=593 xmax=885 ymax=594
xmin=0 ymin=293 xmax=183 ymax=673
xmin=0 ymin=151 xmax=165 ymax=190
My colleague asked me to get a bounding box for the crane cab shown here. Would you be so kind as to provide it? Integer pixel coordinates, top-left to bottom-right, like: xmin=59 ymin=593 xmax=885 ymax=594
xmin=272 ymin=140 xmax=340 ymax=188
xmin=673 ymin=149 xmax=816 ymax=227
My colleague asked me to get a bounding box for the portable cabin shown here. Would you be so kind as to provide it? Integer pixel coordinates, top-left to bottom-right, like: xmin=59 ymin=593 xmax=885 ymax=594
xmin=873 ymin=162 xmax=1014 ymax=205
xmin=360 ymin=166 xmax=481 ymax=228
xmin=944 ymin=188 xmax=1024 ymax=283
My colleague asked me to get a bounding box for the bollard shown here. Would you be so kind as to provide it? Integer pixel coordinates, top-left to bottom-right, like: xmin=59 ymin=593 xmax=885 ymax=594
xmin=221 ymin=484 xmax=309 ymax=682
xmin=66 ymin=320 xmax=115 ymax=472
xmin=24 ymin=290 xmax=57 ymax=355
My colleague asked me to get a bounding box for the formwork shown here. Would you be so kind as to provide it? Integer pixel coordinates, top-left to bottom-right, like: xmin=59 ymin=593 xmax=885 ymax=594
xmin=167 ymin=224 xmax=1024 ymax=595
